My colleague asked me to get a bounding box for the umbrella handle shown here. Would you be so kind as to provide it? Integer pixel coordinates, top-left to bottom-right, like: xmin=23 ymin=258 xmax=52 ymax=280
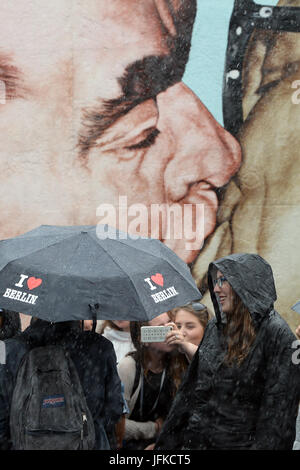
xmin=88 ymin=303 xmax=99 ymax=333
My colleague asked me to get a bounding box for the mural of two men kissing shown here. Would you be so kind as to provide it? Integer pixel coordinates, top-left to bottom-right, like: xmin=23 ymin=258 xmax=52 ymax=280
xmin=0 ymin=0 xmax=299 ymax=330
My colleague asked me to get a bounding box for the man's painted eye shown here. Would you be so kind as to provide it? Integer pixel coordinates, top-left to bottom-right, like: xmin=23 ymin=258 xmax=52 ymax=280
xmin=125 ymin=128 xmax=160 ymax=150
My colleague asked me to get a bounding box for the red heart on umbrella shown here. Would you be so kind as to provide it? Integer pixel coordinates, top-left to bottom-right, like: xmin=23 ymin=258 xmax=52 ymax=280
xmin=27 ymin=277 xmax=42 ymax=290
xmin=151 ymin=273 xmax=164 ymax=287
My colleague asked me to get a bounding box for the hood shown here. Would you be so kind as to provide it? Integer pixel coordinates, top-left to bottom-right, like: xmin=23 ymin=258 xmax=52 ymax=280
xmin=208 ymin=253 xmax=277 ymax=325
xmin=0 ymin=309 xmax=21 ymax=340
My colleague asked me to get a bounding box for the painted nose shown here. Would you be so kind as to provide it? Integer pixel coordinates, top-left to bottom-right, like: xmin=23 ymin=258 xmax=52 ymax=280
xmin=158 ymin=82 xmax=242 ymax=202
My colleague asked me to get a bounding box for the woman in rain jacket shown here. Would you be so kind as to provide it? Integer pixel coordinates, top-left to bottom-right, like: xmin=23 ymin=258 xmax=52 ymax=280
xmin=155 ymin=253 xmax=300 ymax=450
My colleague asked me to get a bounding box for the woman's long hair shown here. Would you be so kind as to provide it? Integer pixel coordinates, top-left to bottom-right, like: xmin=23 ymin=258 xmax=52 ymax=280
xmin=223 ymin=291 xmax=256 ymax=367
xmin=129 ymin=320 xmax=187 ymax=394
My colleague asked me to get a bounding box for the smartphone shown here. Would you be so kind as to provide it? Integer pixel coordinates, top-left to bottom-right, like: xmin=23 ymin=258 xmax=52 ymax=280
xmin=140 ymin=325 xmax=172 ymax=343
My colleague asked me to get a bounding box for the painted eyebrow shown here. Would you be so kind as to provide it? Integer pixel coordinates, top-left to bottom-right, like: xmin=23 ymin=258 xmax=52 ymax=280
xmin=0 ymin=55 xmax=26 ymax=100
xmin=77 ymin=54 xmax=183 ymax=159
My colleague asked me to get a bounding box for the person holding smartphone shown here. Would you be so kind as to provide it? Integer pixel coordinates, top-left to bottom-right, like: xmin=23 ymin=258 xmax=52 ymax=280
xmin=117 ymin=312 xmax=187 ymax=450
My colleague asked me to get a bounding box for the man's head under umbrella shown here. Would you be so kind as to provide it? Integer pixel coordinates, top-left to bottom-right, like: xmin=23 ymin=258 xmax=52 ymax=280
xmin=0 ymin=0 xmax=241 ymax=264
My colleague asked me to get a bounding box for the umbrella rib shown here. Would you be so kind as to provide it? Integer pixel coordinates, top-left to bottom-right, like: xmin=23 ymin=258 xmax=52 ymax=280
xmin=87 ymin=234 xmax=149 ymax=318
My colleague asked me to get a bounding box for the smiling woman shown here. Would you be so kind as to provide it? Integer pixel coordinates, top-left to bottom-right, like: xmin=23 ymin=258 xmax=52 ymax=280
xmin=155 ymin=253 xmax=300 ymax=450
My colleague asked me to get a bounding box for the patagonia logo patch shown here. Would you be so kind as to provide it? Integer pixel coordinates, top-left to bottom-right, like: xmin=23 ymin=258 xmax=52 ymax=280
xmin=42 ymin=395 xmax=65 ymax=408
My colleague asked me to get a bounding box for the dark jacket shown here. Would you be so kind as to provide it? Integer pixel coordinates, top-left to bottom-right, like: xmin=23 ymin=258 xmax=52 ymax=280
xmin=0 ymin=320 xmax=123 ymax=450
xmin=155 ymin=253 xmax=300 ymax=450
xmin=0 ymin=310 xmax=21 ymax=340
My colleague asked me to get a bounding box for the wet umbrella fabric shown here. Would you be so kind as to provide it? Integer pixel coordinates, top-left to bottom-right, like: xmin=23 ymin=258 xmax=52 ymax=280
xmin=0 ymin=225 xmax=201 ymax=322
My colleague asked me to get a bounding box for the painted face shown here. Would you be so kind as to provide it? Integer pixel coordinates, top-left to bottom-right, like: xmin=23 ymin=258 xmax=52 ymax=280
xmin=174 ymin=309 xmax=204 ymax=345
xmin=147 ymin=312 xmax=173 ymax=352
xmin=0 ymin=0 xmax=241 ymax=263
xmin=213 ymin=270 xmax=234 ymax=314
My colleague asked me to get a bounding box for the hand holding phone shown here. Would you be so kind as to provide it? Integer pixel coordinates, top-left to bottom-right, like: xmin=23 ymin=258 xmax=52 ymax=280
xmin=140 ymin=325 xmax=173 ymax=343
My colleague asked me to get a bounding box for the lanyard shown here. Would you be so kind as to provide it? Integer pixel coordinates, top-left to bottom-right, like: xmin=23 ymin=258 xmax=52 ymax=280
xmin=139 ymin=368 xmax=166 ymax=420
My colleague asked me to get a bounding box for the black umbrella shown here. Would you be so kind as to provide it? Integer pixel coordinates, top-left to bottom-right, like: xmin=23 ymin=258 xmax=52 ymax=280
xmin=0 ymin=225 xmax=201 ymax=322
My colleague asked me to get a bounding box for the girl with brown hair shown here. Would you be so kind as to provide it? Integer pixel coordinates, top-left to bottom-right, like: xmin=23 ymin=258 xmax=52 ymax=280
xmin=98 ymin=320 xmax=135 ymax=364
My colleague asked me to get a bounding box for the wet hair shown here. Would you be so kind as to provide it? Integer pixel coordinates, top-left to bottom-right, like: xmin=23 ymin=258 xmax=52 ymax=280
xmin=223 ymin=290 xmax=256 ymax=367
xmin=169 ymin=302 xmax=211 ymax=330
